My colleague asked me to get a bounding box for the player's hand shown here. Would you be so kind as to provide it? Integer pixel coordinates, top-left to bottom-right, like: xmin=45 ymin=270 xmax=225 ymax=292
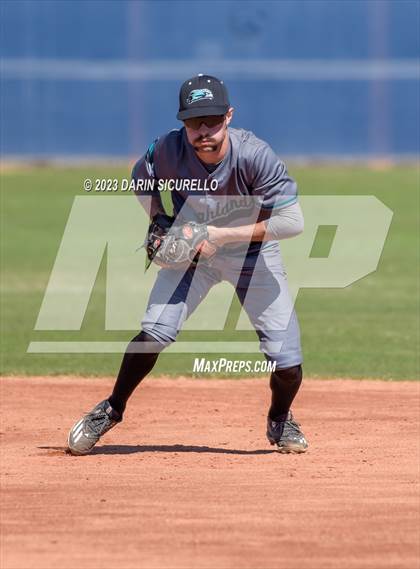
xmin=196 ymin=238 xmax=218 ymax=258
xmin=206 ymin=225 xmax=229 ymax=248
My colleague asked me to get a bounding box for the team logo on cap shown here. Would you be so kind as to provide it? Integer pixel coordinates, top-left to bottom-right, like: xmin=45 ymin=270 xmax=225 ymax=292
xmin=187 ymin=89 xmax=214 ymax=105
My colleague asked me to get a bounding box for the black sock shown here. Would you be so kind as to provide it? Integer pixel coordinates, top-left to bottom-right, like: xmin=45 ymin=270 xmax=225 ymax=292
xmin=108 ymin=331 xmax=162 ymax=416
xmin=268 ymin=364 xmax=303 ymax=421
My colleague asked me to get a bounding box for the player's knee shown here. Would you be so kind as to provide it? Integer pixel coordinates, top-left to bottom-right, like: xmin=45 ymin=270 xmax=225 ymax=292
xmin=137 ymin=326 xmax=176 ymax=351
xmin=126 ymin=330 xmax=169 ymax=354
xmin=259 ymin=335 xmax=303 ymax=373
xmin=141 ymin=307 xmax=184 ymax=349
xmin=259 ymin=339 xmax=283 ymax=360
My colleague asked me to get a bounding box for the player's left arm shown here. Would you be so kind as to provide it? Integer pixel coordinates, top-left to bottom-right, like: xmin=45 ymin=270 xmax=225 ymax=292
xmin=207 ymin=143 xmax=303 ymax=246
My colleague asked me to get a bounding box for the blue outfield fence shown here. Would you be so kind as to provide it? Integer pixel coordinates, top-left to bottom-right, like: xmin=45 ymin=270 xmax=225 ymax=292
xmin=1 ymin=0 xmax=419 ymax=158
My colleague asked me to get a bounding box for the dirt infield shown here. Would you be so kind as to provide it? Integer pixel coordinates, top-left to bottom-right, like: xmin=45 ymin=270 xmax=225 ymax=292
xmin=1 ymin=376 xmax=419 ymax=569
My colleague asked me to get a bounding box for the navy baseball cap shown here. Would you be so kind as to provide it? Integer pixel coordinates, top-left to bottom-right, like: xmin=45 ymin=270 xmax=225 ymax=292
xmin=177 ymin=74 xmax=230 ymax=121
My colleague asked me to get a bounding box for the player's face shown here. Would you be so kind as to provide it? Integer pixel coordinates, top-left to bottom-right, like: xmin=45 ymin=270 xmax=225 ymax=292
xmin=184 ymin=108 xmax=234 ymax=154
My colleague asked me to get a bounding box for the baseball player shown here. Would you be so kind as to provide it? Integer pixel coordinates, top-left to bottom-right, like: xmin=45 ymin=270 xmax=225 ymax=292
xmin=68 ymin=74 xmax=308 ymax=455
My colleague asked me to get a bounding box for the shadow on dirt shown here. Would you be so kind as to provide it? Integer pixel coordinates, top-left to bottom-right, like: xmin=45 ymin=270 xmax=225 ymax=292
xmin=38 ymin=444 xmax=276 ymax=456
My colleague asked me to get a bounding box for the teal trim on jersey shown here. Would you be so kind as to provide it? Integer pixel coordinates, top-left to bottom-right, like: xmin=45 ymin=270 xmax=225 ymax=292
xmin=261 ymin=196 xmax=298 ymax=210
xmin=148 ymin=141 xmax=156 ymax=160
xmin=145 ymin=139 xmax=158 ymax=178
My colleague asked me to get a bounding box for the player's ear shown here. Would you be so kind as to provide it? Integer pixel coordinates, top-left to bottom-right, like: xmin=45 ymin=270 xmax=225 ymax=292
xmin=225 ymin=107 xmax=234 ymax=126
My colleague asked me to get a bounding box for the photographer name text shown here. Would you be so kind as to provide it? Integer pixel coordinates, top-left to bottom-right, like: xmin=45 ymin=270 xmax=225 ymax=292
xmin=83 ymin=178 xmax=218 ymax=192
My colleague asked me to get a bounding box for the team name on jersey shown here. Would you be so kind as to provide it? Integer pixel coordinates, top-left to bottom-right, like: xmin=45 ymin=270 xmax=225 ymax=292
xmin=196 ymin=195 xmax=255 ymax=224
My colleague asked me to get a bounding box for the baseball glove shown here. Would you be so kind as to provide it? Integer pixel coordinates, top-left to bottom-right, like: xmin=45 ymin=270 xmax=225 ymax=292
xmin=144 ymin=213 xmax=216 ymax=269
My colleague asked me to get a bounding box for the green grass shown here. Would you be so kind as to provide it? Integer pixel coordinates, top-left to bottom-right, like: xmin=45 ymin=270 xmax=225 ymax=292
xmin=1 ymin=164 xmax=419 ymax=379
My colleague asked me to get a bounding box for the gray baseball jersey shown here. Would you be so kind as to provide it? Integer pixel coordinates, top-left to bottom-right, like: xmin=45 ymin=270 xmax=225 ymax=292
xmin=133 ymin=127 xmax=298 ymax=256
xmin=132 ymin=127 xmax=302 ymax=369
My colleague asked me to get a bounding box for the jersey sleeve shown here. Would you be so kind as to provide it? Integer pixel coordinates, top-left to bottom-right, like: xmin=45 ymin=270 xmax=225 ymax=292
xmin=131 ymin=138 xmax=158 ymax=187
xmin=249 ymin=143 xmax=298 ymax=211
xmin=264 ymin=202 xmax=304 ymax=239
xmin=132 ymin=139 xmax=165 ymax=217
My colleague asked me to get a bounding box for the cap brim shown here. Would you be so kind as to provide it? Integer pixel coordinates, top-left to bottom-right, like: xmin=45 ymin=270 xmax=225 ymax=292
xmin=176 ymin=105 xmax=229 ymax=121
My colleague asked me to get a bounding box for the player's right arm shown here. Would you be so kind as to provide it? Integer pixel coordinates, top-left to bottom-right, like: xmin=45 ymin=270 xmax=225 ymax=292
xmin=132 ymin=139 xmax=166 ymax=218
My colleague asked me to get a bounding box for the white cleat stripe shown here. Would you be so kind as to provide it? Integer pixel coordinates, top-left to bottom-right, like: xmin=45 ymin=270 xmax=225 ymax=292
xmin=73 ymin=423 xmax=84 ymax=435
xmin=73 ymin=431 xmax=84 ymax=443
xmin=72 ymin=418 xmax=84 ymax=430
xmin=72 ymin=422 xmax=85 ymax=437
